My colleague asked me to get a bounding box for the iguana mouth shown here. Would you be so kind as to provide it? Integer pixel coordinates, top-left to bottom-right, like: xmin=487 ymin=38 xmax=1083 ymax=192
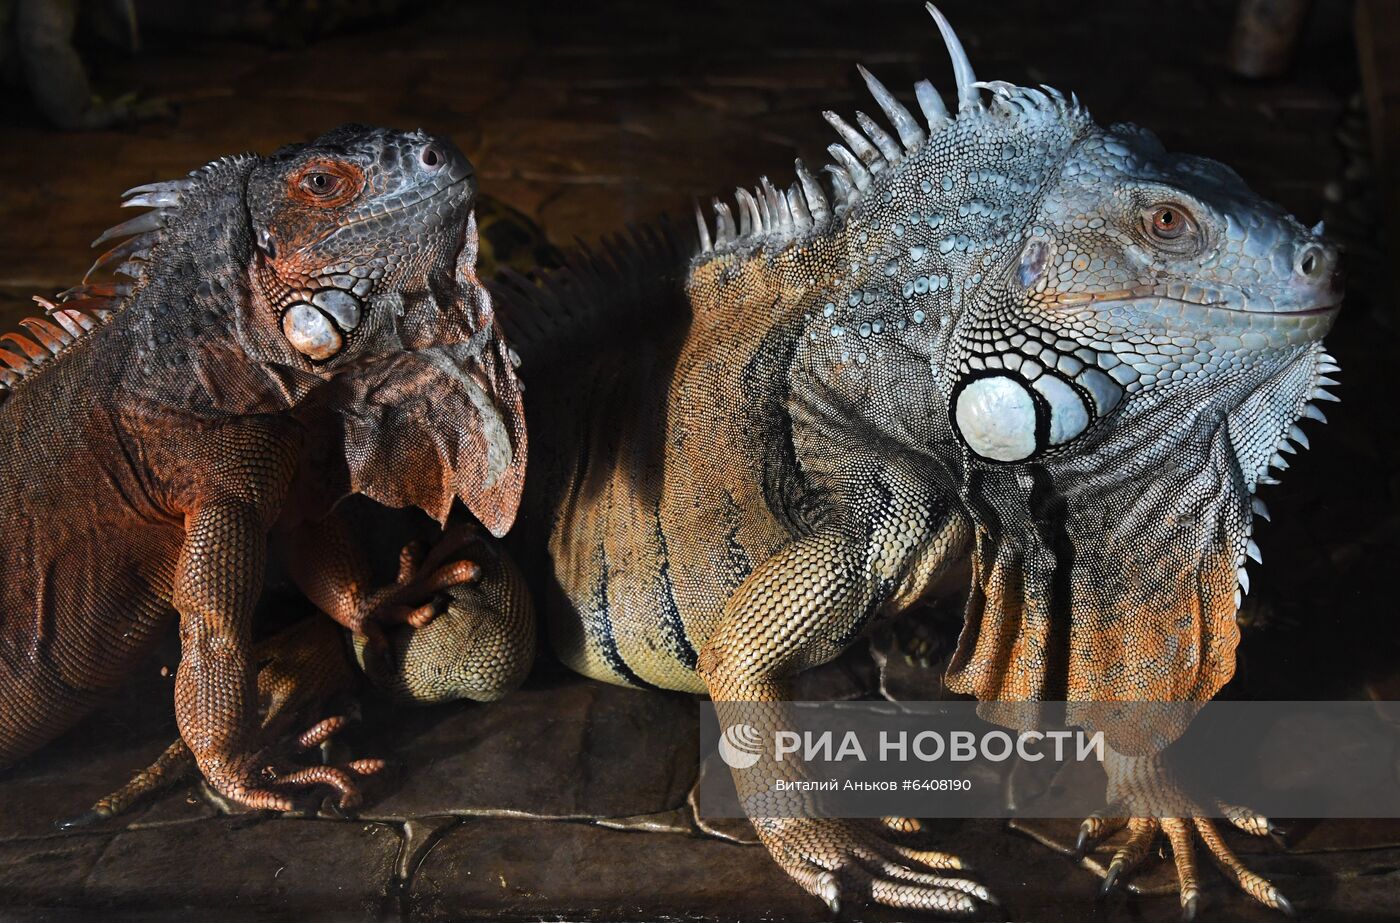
xmin=344 ymin=173 xmax=472 ymax=228
xmin=1213 ymin=303 xmax=1340 ymax=318
xmin=1042 ymin=290 xmax=1340 ymax=319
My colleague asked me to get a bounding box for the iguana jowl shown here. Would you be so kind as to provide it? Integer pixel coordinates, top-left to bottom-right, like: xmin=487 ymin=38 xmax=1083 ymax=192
xmin=0 ymin=125 xmax=527 ymax=811
xmin=496 ymin=4 xmax=1340 ymax=916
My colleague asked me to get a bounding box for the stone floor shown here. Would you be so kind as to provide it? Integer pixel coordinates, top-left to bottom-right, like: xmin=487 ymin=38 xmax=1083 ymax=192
xmin=2 ymin=1 xmax=1400 ymax=921
xmin=5 ymin=644 xmax=1400 ymax=922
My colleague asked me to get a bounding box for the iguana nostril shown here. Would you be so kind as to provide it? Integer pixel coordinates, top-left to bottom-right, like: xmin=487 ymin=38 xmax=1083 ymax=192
xmin=420 ymin=144 xmax=443 ymax=170
xmin=1295 ymin=244 xmax=1324 ymax=279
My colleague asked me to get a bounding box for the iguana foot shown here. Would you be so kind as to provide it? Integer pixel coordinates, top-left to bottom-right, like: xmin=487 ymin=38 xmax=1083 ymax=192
xmin=362 ymin=528 xmax=482 ymax=632
xmin=1079 ymin=810 xmax=1294 ymax=920
xmin=61 ymin=618 xmax=358 ymax=826
xmin=206 ymin=713 xmax=384 ymax=813
xmin=65 ymin=714 xmax=381 ymax=825
xmin=753 ymin=816 xmax=995 ymax=916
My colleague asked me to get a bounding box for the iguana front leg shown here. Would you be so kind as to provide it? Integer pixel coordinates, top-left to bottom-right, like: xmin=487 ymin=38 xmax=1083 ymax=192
xmin=62 ymin=617 xmax=357 ymax=827
xmin=167 ymin=419 xmax=388 ymax=814
xmin=696 ymin=489 xmax=990 ymax=916
xmin=173 ymin=499 xmax=378 ymax=810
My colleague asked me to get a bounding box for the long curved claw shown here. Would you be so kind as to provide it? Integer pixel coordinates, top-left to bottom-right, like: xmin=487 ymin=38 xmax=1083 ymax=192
xmin=1099 ymin=860 xmax=1121 ymax=898
xmin=1076 ymin=811 xmax=1127 ymax=860
xmin=1099 ymin=816 xmax=1158 ymax=898
xmin=54 ymin=809 xmax=105 ymax=831
xmin=1196 ymin=817 xmax=1296 ymax=916
xmin=1162 ymin=818 xmax=1201 ymax=921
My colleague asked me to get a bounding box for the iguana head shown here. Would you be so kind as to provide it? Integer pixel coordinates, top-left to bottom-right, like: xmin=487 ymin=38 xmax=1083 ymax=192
xmin=244 ymin=123 xmax=477 ymax=366
xmin=952 ymin=116 xmax=1340 ymax=470
xmin=692 ymin=4 xmax=1340 ymax=702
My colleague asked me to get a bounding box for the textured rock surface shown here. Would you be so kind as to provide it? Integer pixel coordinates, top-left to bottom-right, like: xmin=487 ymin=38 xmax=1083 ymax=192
xmin=360 ymin=676 xmax=700 ymax=821
xmin=1 ymin=1 xmax=1396 ymax=921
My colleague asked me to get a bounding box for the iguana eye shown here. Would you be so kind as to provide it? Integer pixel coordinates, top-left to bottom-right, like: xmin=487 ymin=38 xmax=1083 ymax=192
xmin=1144 ymin=204 xmax=1195 ymax=243
xmin=303 ymin=173 xmax=340 ymax=195
xmin=289 ymin=160 xmax=364 ymax=207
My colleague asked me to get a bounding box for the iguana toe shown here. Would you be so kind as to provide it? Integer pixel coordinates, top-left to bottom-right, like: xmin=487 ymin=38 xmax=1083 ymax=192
xmin=1080 ymin=811 xmax=1296 ymax=918
xmin=756 ymin=816 xmax=994 ymax=917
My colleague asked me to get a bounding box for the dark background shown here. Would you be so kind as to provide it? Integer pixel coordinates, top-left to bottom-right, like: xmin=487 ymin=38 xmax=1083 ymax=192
xmin=1 ymin=1 xmax=1398 ymax=920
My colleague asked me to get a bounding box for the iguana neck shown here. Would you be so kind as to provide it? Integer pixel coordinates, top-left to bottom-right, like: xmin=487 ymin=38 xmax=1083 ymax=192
xmin=110 ymin=155 xmax=318 ymax=419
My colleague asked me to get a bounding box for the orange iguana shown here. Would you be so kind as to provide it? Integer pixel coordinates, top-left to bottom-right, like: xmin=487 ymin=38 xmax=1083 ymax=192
xmin=0 ymin=124 xmax=527 ymax=812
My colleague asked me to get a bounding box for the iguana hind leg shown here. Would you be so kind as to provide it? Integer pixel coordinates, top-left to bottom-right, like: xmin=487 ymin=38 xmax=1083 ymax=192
xmin=59 ymin=737 xmax=194 ymax=829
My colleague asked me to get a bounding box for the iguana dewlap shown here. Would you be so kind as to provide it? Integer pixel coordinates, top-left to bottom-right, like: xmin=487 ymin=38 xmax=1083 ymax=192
xmin=494 ymin=4 xmax=1340 ymax=916
xmin=0 ymin=124 xmax=526 ymax=811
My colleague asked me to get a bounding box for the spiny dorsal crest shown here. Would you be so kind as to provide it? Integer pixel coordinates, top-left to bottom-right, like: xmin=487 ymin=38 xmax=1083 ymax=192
xmin=693 ymin=3 xmax=1088 ymax=259
xmin=0 ymin=155 xmax=248 ymax=397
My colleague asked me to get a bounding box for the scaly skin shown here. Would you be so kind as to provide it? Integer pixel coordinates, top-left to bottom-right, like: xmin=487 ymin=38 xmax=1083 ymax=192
xmin=70 ymin=525 xmax=534 ymax=824
xmin=493 ymin=4 xmax=1339 ymax=917
xmin=0 ymin=125 xmax=526 ymax=813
